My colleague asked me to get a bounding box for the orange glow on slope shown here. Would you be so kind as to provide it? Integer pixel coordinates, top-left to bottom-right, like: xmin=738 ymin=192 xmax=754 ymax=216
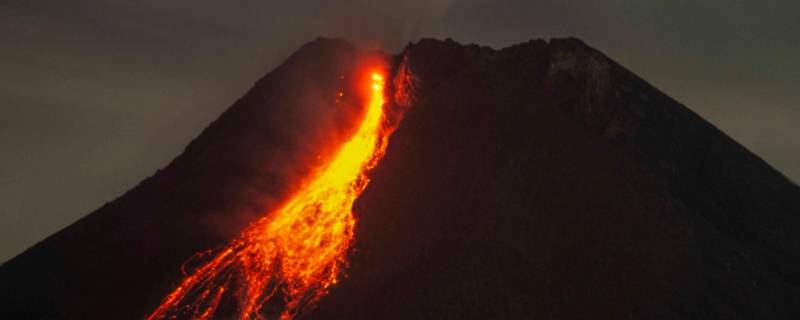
xmin=148 ymin=71 xmax=391 ymax=320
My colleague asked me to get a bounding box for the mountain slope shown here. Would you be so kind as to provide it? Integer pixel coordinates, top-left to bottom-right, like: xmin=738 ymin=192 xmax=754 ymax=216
xmin=0 ymin=38 xmax=385 ymax=319
xmin=1 ymin=37 xmax=798 ymax=319
xmin=310 ymin=38 xmax=800 ymax=319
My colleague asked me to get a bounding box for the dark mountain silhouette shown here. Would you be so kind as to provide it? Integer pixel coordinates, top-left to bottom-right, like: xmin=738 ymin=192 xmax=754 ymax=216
xmin=2 ymin=37 xmax=799 ymax=319
xmin=0 ymin=38 xmax=382 ymax=319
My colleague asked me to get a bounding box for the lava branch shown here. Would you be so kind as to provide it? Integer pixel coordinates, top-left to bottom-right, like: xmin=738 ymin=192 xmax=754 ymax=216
xmin=148 ymin=71 xmax=392 ymax=320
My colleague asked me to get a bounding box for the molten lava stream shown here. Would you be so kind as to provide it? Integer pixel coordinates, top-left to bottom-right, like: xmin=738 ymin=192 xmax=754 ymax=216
xmin=148 ymin=71 xmax=391 ymax=320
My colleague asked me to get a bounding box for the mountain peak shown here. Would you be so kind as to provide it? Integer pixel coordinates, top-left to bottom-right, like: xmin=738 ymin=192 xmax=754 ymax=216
xmin=2 ymin=37 xmax=798 ymax=319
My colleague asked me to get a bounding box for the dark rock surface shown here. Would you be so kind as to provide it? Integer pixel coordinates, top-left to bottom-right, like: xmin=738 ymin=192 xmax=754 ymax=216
xmin=1 ymin=37 xmax=798 ymax=319
xmin=312 ymin=38 xmax=800 ymax=319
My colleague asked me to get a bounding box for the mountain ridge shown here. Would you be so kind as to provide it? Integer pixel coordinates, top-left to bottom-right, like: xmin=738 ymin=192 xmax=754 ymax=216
xmin=1 ymin=36 xmax=798 ymax=319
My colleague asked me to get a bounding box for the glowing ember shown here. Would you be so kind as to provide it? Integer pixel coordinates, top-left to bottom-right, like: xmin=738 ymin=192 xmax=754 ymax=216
xmin=148 ymin=70 xmax=391 ymax=320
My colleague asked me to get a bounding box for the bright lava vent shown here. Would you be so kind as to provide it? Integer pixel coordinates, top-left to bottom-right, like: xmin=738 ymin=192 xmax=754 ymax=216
xmin=148 ymin=71 xmax=391 ymax=320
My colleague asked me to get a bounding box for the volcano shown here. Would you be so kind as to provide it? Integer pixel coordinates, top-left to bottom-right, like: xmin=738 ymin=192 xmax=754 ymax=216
xmin=1 ymin=37 xmax=799 ymax=319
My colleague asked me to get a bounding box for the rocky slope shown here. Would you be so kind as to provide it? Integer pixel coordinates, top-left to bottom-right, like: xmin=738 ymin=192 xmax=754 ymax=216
xmin=0 ymin=38 xmax=384 ymax=319
xmin=311 ymin=38 xmax=800 ymax=319
xmin=1 ymin=37 xmax=798 ymax=319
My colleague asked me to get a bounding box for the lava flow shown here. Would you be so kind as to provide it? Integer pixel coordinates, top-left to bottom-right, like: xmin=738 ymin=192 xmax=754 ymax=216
xmin=148 ymin=70 xmax=392 ymax=320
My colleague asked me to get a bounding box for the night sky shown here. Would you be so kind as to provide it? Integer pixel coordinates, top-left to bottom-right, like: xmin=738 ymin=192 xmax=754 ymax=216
xmin=1 ymin=0 xmax=798 ymax=261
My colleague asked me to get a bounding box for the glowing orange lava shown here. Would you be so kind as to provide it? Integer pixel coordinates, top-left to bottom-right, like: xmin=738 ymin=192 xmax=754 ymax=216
xmin=148 ymin=71 xmax=391 ymax=320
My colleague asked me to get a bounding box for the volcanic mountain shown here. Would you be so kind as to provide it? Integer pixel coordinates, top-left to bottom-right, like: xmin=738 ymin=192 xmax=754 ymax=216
xmin=1 ymin=37 xmax=799 ymax=319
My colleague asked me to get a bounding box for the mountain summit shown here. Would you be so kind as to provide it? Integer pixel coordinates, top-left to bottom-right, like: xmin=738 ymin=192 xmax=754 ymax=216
xmin=1 ymin=37 xmax=798 ymax=319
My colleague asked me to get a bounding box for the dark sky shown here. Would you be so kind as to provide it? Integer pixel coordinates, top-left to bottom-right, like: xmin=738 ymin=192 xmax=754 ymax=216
xmin=1 ymin=0 xmax=798 ymax=261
